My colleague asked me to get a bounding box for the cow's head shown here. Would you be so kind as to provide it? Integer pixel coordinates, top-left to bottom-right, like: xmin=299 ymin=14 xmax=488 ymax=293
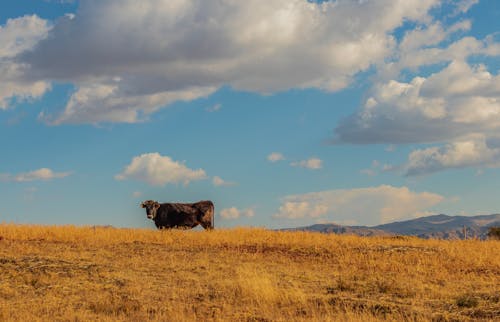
xmin=140 ymin=200 xmax=160 ymax=219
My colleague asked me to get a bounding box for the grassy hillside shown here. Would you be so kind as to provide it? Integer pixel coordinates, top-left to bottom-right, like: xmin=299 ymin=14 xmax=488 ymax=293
xmin=0 ymin=224 xmax=499 ymax=321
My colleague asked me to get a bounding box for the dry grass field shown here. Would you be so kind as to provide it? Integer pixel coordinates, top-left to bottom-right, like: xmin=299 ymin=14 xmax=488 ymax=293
xmin=0 ymin=224 xmax=499 ymax=321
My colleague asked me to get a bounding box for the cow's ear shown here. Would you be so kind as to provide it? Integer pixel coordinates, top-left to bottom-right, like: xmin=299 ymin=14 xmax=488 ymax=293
xmin=153 ymin=202 xmax=160 ymax=210
xmin=140 ymin=202 xmax=145 ymax=208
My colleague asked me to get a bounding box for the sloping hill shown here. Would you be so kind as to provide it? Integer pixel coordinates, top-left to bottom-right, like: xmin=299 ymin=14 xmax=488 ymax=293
xmin=289 ymin=223 xmax=390 ymax=237
xmin=287 ymin=214 xmax=500 ymax=239
xmin=375 ymin=214 xmax=500 ymax=239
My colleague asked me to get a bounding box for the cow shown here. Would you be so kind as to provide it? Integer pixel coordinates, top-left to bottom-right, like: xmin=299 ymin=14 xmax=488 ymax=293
xmin=140 ymin=200 xmax=214 ymax=230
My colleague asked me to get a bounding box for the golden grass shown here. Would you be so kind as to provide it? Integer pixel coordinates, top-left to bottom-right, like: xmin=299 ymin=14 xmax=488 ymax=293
xmin=0 ymin=224 xmax=499 ymax=321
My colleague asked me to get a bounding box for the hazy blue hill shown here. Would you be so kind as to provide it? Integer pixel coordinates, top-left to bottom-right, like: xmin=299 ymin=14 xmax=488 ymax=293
xmin=286 ymin=214 xmax=500 ymax=240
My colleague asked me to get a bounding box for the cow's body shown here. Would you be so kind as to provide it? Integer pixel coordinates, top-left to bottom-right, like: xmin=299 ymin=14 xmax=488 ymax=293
xmin=141 ymin=200 xmax=214 ymax=230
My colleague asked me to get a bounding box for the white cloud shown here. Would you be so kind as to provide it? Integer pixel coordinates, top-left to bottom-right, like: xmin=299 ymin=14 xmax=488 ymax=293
xmin=274 ymin=185 xmax=444 ymax=226
xmin=399 ymin=20 xmax=470 ymax=54
xmin=331 ymin=8 xmax=500 ymax=175
xmin=212 ymin=176 xmax=235 ymax=187
xmin=0 ymin=168 xmax=71 ymax=182
xmin=15 ymin=0 xmax=441 ymax=123
xmin=397 ymin=20 xmax=473 ymax=67
xmin=219 ymin=206 xmax=255 ymax=220
xmin=403 ymin=135 xmax=500 ymax=176
xmin=380 ymin=20 xmax=498 ymax=80
xmin=267 ymin=152 xmax=285 ymax=162
xmin=0 ymin=15 xmax=52 ymax=109
xmin=451 ymin=0 xmax=479 ymax=15
xmin=333 ymin=7 xmax=500 ymax=154
xmin=290 ymin=158 xmax=322 ymax=170
xmin=115 ymin=153 xmax=207 ymax=186
xmin=0 ymin=65 xmax=51 ymax=109
xmin=43 ymin=82 xmax=215 ymax=124
xmin=335 ymin=60 xmax=500 ymax=145
xmin=275 ymin=201 xmax=328 ymax=219
xmin=0 ymin=15 xmax=51 ymax=58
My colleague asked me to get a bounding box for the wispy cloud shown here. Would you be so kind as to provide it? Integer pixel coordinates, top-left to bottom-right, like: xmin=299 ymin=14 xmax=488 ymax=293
xmin=212 ymin=176 xmax=236 ymax=187
xmin=0 ymin=168 xmax=71 ymax=182
xmin=267 ymin=152 xmax=285 ymax=163
xmin=290 ymin=158 xmax=322 ymax=170
xmin=219 ymin=207 xmax=255 ymax=220
xmin=360 ymin=160 xmax=394 ymax=176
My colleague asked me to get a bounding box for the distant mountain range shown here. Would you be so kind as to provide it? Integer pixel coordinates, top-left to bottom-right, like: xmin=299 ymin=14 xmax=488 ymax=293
xmin=284 ymin=214 xmax=500 ymax=240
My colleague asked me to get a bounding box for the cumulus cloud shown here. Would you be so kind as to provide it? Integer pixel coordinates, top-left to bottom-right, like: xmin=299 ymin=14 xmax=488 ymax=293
xmin=333 ymin=3 xmax=500 ymax=164
xmin=115 ymin=153 xmax=207 ymax=186
xmin=331 ymin=7 xmax=500 ymax=174
xmin=275 ymin=201 xmax=329 ymax=219
xmin=212 ymin=176 xmax=235 ymax=187
xmin=220 ymin=207 xmax=255 ymax=220
xmin=267 ymin=152 xmax=285 ymax=162
xmin=0 ymin=15 xmax=52 ymax=109
xmin=290 ymin=158 xmax=322 ymax=170
xmin=403 ymin=135 xmax=500 ymax=176
xmin=0 ymin=168 xmax=71 ymax=182
xmin=335 ymin=60 xmax=500 ymax=145
xmin=274 ymin=185 xmax=444 ymax=226
xmin=11 ymin=0 xmax=442 ymax=123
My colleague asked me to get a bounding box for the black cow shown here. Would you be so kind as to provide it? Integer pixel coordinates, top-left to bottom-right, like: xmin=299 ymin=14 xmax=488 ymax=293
xmin=140 ymin=200 xmax=214 ymax=230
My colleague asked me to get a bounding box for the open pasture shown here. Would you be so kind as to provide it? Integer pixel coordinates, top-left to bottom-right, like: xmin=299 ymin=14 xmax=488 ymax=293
xmin=0 ymin=224 xmax=499 ymax=321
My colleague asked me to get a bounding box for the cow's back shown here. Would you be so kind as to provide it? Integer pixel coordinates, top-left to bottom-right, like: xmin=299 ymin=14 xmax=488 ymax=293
xmin=167 ymin=203 xmax=198 ymax=215
xmin=193 ymin=200 xmax=214 ymax=214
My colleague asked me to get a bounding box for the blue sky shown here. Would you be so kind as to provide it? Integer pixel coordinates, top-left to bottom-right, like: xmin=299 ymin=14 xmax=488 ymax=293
xmin=1 ymin=0 xmax=499 ymax=229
